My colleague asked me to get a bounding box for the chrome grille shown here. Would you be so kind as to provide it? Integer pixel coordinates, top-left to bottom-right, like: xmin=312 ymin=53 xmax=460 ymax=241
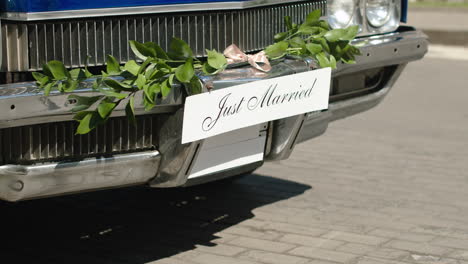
xmin=0 ymin=0 xmax=326 ymax=72
xmin=0 ymin=115 xmax=161 ymax=165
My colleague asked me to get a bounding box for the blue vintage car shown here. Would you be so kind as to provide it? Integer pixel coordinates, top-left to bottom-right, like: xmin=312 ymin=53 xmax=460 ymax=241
xmin=0 ymin=0 xmax=427 ymax=201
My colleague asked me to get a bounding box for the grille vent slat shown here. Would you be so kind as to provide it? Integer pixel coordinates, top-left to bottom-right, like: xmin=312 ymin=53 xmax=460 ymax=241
xmin=0 ymin=115 xmax=160 ymax=165
xmin=0 ymin=1 xmax=326 ymax=71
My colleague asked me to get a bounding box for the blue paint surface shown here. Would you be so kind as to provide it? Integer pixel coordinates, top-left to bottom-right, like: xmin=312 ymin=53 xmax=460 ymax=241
xmin=401 ymin=0 xmax=408 ymax=23
xmin=1 ymin=0 xmax=247 ymax=12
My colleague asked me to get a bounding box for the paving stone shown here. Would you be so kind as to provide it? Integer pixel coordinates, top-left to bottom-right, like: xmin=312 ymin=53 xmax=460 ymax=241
xmin=386 ymin=240 xmax=451 ymax=256
xmin=279 ymin=234 xmax=345 ymax=249
xmin=195 ymin=244 xmax=246 ymax=256
xmin=223 ymin=225 xmax=282 ymax=240
xmin=256 ymin=221 xmax=328 ymax=237
xmin=289 ymin=247 xmax=359 ymax=263
xmin=227 ymin=237 xmax=296 ymax=253
xmin=335 ymin=243 xmax=375 ymax=255
xmin=191 ymin=253 xmax=260 ymax=264
xmin=239 ymin=250 xmax=310 ymax=264
xmin=148 ymin=258 xmax=196 ymax=264
xmin=366 ymin=248 xmax=411 ymax=260
xmin=405 ymin=254 xmax=461 ymax=264
xmin=355 ymin=256 xmax=411 ymax=264
xmin=367 ymin=228 xmax=436 ymax=243
xmin=448 ymin=250 xmax=468 ymax=261
xmin=322 ymin=231 xmax=389 ymax=246
xmin=307 ymin=260 xmax=342 ymax=264
xmin=431 ymin=237 xmax=468 ymax=250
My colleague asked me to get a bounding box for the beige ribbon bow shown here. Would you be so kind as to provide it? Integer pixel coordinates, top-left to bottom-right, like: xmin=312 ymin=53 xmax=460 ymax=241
xmin=223 ymin=44 xmax=272 ymax=72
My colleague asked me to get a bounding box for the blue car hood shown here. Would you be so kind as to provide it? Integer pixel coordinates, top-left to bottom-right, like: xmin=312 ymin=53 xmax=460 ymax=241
xmin=1 ymin=0 xmax=244 ymax=13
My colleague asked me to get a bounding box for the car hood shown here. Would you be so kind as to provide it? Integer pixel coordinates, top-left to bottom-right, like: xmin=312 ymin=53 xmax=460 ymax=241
xmin=1 ymin=0 xmax=248 ymax=13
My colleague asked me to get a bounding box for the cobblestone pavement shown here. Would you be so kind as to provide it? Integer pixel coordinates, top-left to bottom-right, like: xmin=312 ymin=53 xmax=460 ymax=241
xmin=2 ymin=53 xmax=468 ymax=264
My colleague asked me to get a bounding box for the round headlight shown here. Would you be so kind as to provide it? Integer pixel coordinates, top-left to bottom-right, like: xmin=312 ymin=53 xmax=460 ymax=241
xmin=327 ymin=0 xmax=357 ymax=29
xmin=366 ymin=0 xmax=392 ymax=27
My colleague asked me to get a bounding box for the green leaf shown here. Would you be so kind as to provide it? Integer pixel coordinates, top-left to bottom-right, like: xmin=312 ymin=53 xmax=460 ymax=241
xmin=137 ymin=59 xmax=153 ymax=76
xmin=76 ymin=112 xmax=103 ymax=135
xmin=156 ymin=61 xmax=172 ymax=73
xmin=329 ymin=55 xmax=337 ymax=69
xmin=98 ymin=88 xmax=128 ymax=99
xmin=305 ymin=9 xmax=322 ymax=25
xmin=143 ymin=82 xmax=161 ymax=111
xmin=106 ymin=55 xmax=121 ymax=75
xmin=298 ymin=24 xmax=322 ymax=35
xmin=103 ymin=78 xmax=135 ymax=91
xmin=324 ymin=27 xmax=357 ymax=42
xmin=84 ymin=66 xmax=93 ymax=78
xmin=144 ymin=64 xmax=157 ymax=79
xmin=341 ymin=51 xmax=357 ymax=64
xmin=123 ymin=60 xmax=140 ymax=76
xmin=284 ymin=16 xmax=293 ymax=30
xmin=349 ymin=45 xmax=362 ymax=55
xmin=42 ymin=64 xmax=54 ymax=79
xmin=289 ymin=37 xmax=306 ymax=49
xmin=68 ymin=94 xmax=103 ymax=112
xmin=129 ymin=40 xmax=156 ymax=60
xmin=136 ymin=74 xmax=146 ymax=90
xmin=341 ymin=25 xmax=359 ymax=41
xmin=161 ymin=79 xmax=172 ymax=98
xmin=274 ymin=32 xmax=288 ymax=42
xmin=316 ymin=37 xmax=331 ymax=53
xmin=125 ymin=96 xmax=136 ymax=125
xmin=32 ymin=72 xmax=49 ymax=87
xmin=175 ymin=58 xmax=195 ymax=83
xmin=62 ymin=79 xmax=79 ymax=92
xmin=144 ymin=82 xmax=161 ymax=104
xmin=168 ymin=37 xmax=193 ymax=60
xmin=69 ymin=69 xmax=87 ymax=80
xmin=43 ymin=82 xmax=54 ymax=96
xmin=73 ymin=111 xmax=92 ymax=121
xmin=146 ymin=68 xmax=165 ymax=80
xmin=318 ymin=20 xmax=331 ymax=31
xmin=264 ymin=41 xmax=289 ymax=59
xmin=45 ymin=60 xmax=70 ymax=80
xmin=305 ymin=43 xmax=323 ymax=55
xmin=98 ymin=99 xmax=117 ymax=118
xmin=189 ymin=76 xmax=202 ymax=95
xmin=206 ymin=49 xmax=227 ymax=70
xmin=202 ymin=62 xmax=219 ymax=75
xmin=144 ymin=42 xmax=170 ymax=60
xmin=315 ymin=52 xmax=330 ymax=68
xmin=169 ymin=73 xmax=175 ymax=86
xmin=144 ymin=95 xmax=155 ymax=111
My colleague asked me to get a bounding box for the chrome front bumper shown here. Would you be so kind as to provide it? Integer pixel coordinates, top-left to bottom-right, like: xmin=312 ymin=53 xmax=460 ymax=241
xmin=0 ymin=27 xmax=428 ymax=201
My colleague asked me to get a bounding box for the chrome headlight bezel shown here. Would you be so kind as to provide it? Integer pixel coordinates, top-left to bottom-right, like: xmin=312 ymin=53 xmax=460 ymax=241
xmin=327 ymin=0 xmax=362 ymax=30
xmin=365 ymin=0 xmax=401 ymax=33
xmin=326 ymin=0 xmax=401 ymax=35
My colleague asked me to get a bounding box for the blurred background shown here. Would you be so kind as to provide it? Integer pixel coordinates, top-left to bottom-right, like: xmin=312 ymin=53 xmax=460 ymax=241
xmin=408 ymin=0 xmax=468 ymax=47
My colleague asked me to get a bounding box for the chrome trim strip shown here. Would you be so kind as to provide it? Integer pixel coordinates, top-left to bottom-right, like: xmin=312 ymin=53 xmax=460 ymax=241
xmin=0 ymin=150 xmax=160 ymax=202
xmin=0 ymin=80 xmax=183 ymax=129
xmin=1 ymin=0 xmax=308 ymax=21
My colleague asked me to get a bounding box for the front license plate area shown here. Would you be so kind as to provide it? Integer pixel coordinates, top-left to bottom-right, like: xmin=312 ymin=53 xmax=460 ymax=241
xmin=182 ymin=67 xmax=331 ymax=144
xmin=188 ymin=124 xmax=266 ymax=179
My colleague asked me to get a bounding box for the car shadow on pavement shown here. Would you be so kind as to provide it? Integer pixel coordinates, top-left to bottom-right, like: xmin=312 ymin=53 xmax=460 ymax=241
xmin=0 ymin=173 xmax=310 ymax=264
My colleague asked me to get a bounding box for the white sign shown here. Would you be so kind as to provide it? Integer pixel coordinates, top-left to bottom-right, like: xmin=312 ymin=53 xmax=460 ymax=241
xmin=182 ymin=67 xmax=331 ymax=143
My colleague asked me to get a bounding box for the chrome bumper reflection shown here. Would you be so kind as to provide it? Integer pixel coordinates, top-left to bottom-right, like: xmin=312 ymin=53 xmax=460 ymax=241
xmin=0 ymin=151 xmax=160 ymax=202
